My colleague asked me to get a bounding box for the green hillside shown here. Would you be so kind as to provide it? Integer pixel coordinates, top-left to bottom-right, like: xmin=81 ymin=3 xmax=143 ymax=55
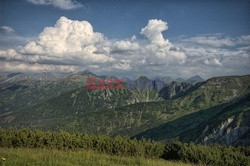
xmin=0 ymin=79 xmax=84 ymax=114
xmin=1 ymin=75 xmax=249 ymax=145
xmin=135 ymin=93 xmax=250 ymax=145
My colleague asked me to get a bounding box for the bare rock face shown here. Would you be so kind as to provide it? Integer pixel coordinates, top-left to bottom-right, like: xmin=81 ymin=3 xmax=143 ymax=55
xmin=199 ymin=116 xmax=250 ymax=146
xmin=159 ymin=81 xmax=192 ymax=99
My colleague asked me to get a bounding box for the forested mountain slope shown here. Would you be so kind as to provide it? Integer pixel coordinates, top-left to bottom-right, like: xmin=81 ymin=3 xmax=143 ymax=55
xmin=0 ymin=75 xmax=249 ymax=145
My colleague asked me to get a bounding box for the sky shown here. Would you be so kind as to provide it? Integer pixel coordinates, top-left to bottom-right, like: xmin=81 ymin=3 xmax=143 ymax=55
xmin=0 ymin=0 xmax=250 ymax=79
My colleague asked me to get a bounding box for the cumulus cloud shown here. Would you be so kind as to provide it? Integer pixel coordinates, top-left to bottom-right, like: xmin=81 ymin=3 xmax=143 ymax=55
xmin=27 ymin=0 xmax=83 ymax=10
xmin=111 ymin=40 xmax=139 ymax=54
xmin=140 ymin=19 xmax=169 ymax=46
xmin=140 ymin=19 xmax=186 ymax=64
xmin=172 ymin=34 xmax=250 ymax=78
xmin=0 ymin=17 xmax=249 ymax=78
xmin=19 ymin=16 xmax=114 ymax=64
xmin=0 ymin=26 xmax=15 ymax=33
xmin=3 ymin=17 xmax=183 ymax=70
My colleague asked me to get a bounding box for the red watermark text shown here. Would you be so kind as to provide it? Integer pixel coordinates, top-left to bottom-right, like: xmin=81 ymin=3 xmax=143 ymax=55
xmin=86 ymin=77 xmax=124 ymax=89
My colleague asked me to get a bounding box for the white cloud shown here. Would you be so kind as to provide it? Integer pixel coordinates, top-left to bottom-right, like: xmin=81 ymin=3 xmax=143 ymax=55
xmin=237 ymin=35 xmax=250 ymax=45
xmin=13 ymin=17 xmax=184 ymax=68
xmin=140 ymin=19 xmax=169 ymax=46
xmin=173 ymin=34 xmax=250 ymax=77
xmin=140 ymin=19 xmax=186 ymax=64
xmin=203 ymin=58 xmax=222 ymax=66
xmin=27 ymin=0 xmax=83 ymax=10
xmin=113 ymin=59 xmax=132 ymax=71
xmin=0 ymin=17 xmax=249 ymax=78
xmin=0 ymin=26 xmax=15 ymax=33
xmin=19 ymin=16 xmax=114 ymax=64
xmin=112 ymin=40 xmax=139 ymax=53
xmin=184 ymin=36 xmax=235 ymax=47
xmin=0 ymin=61 xmax=77 ymax=72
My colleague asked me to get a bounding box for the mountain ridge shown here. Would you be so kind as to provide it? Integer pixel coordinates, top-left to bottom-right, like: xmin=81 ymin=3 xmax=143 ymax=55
xmin=0 ymin=72 xmax=249 ymax=145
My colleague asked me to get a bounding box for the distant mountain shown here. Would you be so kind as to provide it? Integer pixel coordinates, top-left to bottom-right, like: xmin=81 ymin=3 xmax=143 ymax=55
xmin=152 ymin=76 xmax=204 ymax=84
xmin=0 ymin=70 xmax=97 ymax=114
xmin=30 ymin=72 xmax=71 ymax=81
xmin=1 ymin=74 xmax=249 ymax=146
xmin=0 ymin=79 xmax=84 ymax=114
xmin=0 ymin=71 xmax=205 ymax=85
xmin=175 ymin=77 xmax=186 ymax=83
xmin=0 ymin=74 xmax=6 ymax=83
xmin=158 ymin=81 xmax=192 ymax=99
xmin=1 ymin=70 xmax=250 ymax=145
xmin=0 ymin=72 xmax=71 ymax=83
xmin=125 ymin=76 xmax=166 ymax=90
xmin=98 ymin=75 xmax=118 ymax=81
xmin=2 ymin=72 xmax=28 ymax=83
xmin=79 ymin=69 xmax=97 ymax=77
xmin=62 ymin=70 xmax=97 ymax=84
xmin=135 ymin=76 xmax=152 ymax=83
xmin=186 ymin=75 xmax=204 ymax=84
xmin=152 ymin=76 xmax=174 ymax=84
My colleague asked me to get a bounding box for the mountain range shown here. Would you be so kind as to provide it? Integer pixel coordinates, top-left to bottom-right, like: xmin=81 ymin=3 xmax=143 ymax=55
xmin=0 ymin=70 xmax=249 ymax=146
xmin=0 ymin=71 xmax=204 ymax=84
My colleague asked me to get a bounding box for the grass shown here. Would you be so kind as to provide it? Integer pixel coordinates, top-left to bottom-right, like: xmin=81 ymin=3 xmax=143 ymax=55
xmin=0 ymin=148 xmax=193 ymax=166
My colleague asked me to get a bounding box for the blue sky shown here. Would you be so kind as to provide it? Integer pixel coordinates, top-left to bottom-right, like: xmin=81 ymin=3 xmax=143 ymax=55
xmin=1 ymin=0 xmax=249 ymax=39
xmin=0 ymin=0 xmax=249 ymax=78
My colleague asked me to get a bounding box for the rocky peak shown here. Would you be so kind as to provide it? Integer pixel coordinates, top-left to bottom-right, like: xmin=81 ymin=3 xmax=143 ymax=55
xmin=159 ymin=81 xmax=192 ymax=99
xmin=187 ymin=75 xmax=204 ymax=84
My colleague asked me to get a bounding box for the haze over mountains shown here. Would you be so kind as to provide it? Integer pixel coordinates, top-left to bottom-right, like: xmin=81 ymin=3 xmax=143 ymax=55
xmin=0 ymin=70 xmax=249 ymax=146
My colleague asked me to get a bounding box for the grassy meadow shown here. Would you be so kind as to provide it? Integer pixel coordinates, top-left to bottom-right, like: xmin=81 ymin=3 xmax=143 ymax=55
xmin=0 ymin=148 xmax=192 ymax=166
